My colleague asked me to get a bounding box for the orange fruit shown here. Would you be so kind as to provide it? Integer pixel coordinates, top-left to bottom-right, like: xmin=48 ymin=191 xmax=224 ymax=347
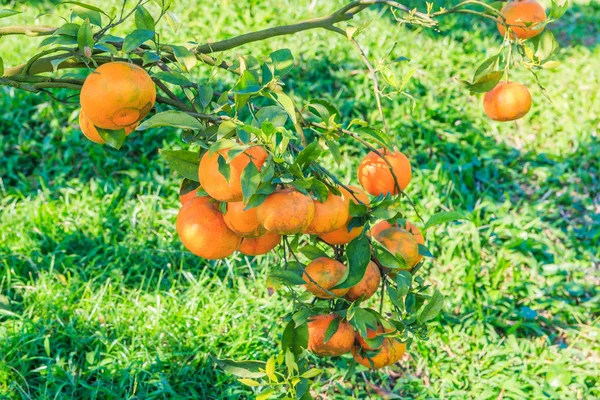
xmin=80 ymin=62 xmax=156 ymax=130
xmin=355 ymin=325 xmax=390 ymax=351
xmin=345 ymin=261 xmax=381 ymax=301
xmin=256 ymin=188 xmax=315 ymax=235
xmin=179 ymin=190 xmax=198 ymax=205
xmin=497 ymin=0 xmax=546 ymax=40
xmin=176 ymin=197 xmax=241 ymax=259
xmin=238 ymin=232 xmax=281 ymax=256
xmin=373 ymin=220 xmax=424 ymax=265
xmin=224 ymin=202 xmax=266 ymax=238
xmin=304 ymin=192 xmax=349 ymax=235
xmin=352 ymin=338 xmax=406 ymax=369
xmin=198 ymin=146 xmax=268 ymax=202
xmin=79 ymin=109 xmax=137 ymax=144
xmin=307 ymin=314 xmax=355 ymax=357
xmin=375 ymin=227 xmax=420 ymax=268
xmin=303 ymin=257 xmax=349 ymax=299
xmin=319 ymin=185 xmax=370 ymax=245
xmin=483 ymin=82 xmax=532 ymax=122
xmin=358 ymin=149 xmax=412 ymax=196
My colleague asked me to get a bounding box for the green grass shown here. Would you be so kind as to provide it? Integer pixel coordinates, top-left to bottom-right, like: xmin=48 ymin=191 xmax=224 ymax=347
xmin=1 ymin=0 xmax=599 ymax=398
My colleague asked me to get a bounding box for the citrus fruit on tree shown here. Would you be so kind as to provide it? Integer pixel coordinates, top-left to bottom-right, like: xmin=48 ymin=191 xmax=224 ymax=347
xmin=372 ymin=220 xmax=424 ymax=265
xmin=352 ymin=337 xmax=406 ymax=369
xmin=256 ymin=188 xmax=315 ymax=234
xmin=238 ymin=232 xmax=281 ymax=256
xmin=345 ymin=261 xmax=381 ymax=301
xmin=79 ymin=109 xmax=137 ymax=144
xmin=198 ymin=146 xmax=268 ymax=202
xmin=224 ymin=201 xmax=267 ymax=238
xmin=483 ymin=81 xmax=532 ymax=122
xmin=497 ymin=0 xmax=546 ymax=40
xmin=176 ymin=197 xmax=241 ymax=259
xmin=358 ymin=149 xmax=412 ymax=196
xmin=303 ymin=257 xmax=349 ymax=299
xmin=375 ymin=227 xmax=420 ymax=268
xmin=319 ymin=185 xmax=370 ymax=245
xmin=307 ymin=314 xmax=355 ymax=357
xmin=304 ymin=191 xmax=349 ymax=235
xmin=80 ymin=61 xmax=156 ymax=130
xmin=355 ymin=325 xmax=390 ymax=351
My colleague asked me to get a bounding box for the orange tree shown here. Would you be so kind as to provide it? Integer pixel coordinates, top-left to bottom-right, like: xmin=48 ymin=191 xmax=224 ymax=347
xmin=0 ymin=0 xmax=568 ymax=397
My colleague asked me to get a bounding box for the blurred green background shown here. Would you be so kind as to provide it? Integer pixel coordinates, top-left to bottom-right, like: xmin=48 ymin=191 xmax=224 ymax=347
xmin=1 ymin=0 xmax=599 ymax=398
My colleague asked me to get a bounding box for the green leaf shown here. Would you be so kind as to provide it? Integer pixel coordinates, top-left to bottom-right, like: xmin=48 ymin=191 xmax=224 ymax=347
xmin=179 ymin=178 xmax=199 ymax=196
xmin=269 ymin=269 xmax=305 ymax=286
xmin=530 ymin=30 xmax=559 ymax=61
xmin=232 ymin=70 xmax=261 ymax=95
xmin=0 ymin=57 xmax=3 ymax=76
xmin=238 ymin=378 xmax=261 ymax=387
xmin=172 ymin=45 xmax=197 ymax=72
xmin=265 ymin=356 xmax=276 ymax=382
xmin=325 ymin=139 xmax=342 ymax=165
xmin=462 ymin=71 xmax=503 ymax=94
xmin=473 ymin=54 xmax=499 ymax=82
xmin=241 ymin=161 xmax=260 ymax=203
xmin=142 ymin=51 xmax=160 ymax=66
xmin=152 ymin=71 xmax=194 ymax=87
xmin=334 ymin=236 xmax=371 ymax=289
xmin=323 ymin=317 xmax=340 ymax=344
xmin=356 ymin=127 xmax=394 ymax=150
xmin=77 ymin=19 xmax=93 ymax=57
xmin=165 ymin=11 xmax=181 ymax=32
xmin=311 ymin=180 xmax=329 ymax=203
xmin=122 ymin=29 xmax=154 ymax=53
xmin=292 ymin=307 xmax=310 ymax=327
xmin=212 ymin=357 xmax=266 ymax=379
xmin=257 ymin=389 xmax=276 ymax=400
xmin=270 ymin=48 xmax=295 ymax=77
xmin=196 ymin=85 xmax=213 ymax=111
xmin=295 ymin=141 xmax=322 ymax=169
xmin=372 ymin=239 xmax=408 ymax=270
xmin=548 ymin=0 xmax=569 ymax=20
xmin=418 ymin=244 xmax=433 ymax=258
xmin=546 ymin=364 xmax=573 ymax=388
xmin=137 ymin=111 xmax=203 ymax=130
xmin=54 ymin=22 xmax=80 ymax=37
xmin=135 ymin=5 xmax=155 ymax=31
xmin=273 ymin=92 xmax=297 ymax=124
xmin=217 ymin=155 xmax=230 ymax=183
xmin=256 ymin=105 xmax=288 ymax=127
xmin=62 ymin=1 xmax=110 ymax=16
xmin=307 ymin=99 xmax=340 ymax=123
xmin=70 ymin=5 xmax=102 ymax=27
xmin=245 ymin=193 xmax=268 ymax=210
xmin=418 ymin=290 xmax=444 ymax=323
xmin=0 ymin=9 xmax=20 ymax=19
xmin=97 ymin=127 xmax=126 ymax=150
xmin=300 ymin=369 xmax=324 ymax=379
xmin=299 ymin=245 xmax=328 ymax=260
xmin=281 ymin=319 xmax=308 ymax=356
xmin=395 ymin=271 xmax=412 ymax=296
xmin=160 ymin=150 xmax=199 ymax=182
xmin=423 ymin=211 xmax=471 ymax=230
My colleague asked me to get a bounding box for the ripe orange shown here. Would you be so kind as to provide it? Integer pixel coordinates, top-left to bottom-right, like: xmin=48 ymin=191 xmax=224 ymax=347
xmin=375 ymin=227 xmax=420 ymax=268
xmin=176 ymin=197 xmax=241 ymax=259
xmin=483 ymin=82 xmax=532 ymax=122
xmin=373 ymin=220 xmax=424 ymax=265
xmin=352 ymin=338 xmax=406 ymax=369
xmin=256 ymin=188 xmax=315 ymax=235
xmin=238 ymin=232 xmax=281 ymax=256
xmin=345 ymin=261 xmax=381 ymax=301
xmin=79 ymin=109 xmax=137 ymax=144
xmin=319 ymin=185 xmax=370 ymax=245
xmin=224 ymin=201 xmax=266 ymax=238
xmin=303 ymin=257 xmax=349 ymax=299
xmin=198 ymin=146 xmax=268 ymax=202
xmin=355 ymin=325 xmax=390 ymax=351
xmin=497 ymin=0 xmax=546 ymax=40
xmin=307 ymin=314 xmax=355 ymax=357
xmin=358 ymin=149 xmax=412 ymax=196
xmin=80 ymin=62 xmax=156 ymax=130
xmin=304 ymin=192 xmax=348 ymax=235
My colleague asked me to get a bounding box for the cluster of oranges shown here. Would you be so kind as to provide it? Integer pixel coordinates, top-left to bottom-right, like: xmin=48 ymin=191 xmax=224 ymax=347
xmin=178 ymin=146 xmax=424 ymax=367
xmin=483 ymin=0 xmax=546 ymax=122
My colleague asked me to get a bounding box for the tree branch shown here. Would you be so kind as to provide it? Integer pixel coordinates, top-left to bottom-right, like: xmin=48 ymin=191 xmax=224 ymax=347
xmin=0 ymin=25 xmax=56 ymax=37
